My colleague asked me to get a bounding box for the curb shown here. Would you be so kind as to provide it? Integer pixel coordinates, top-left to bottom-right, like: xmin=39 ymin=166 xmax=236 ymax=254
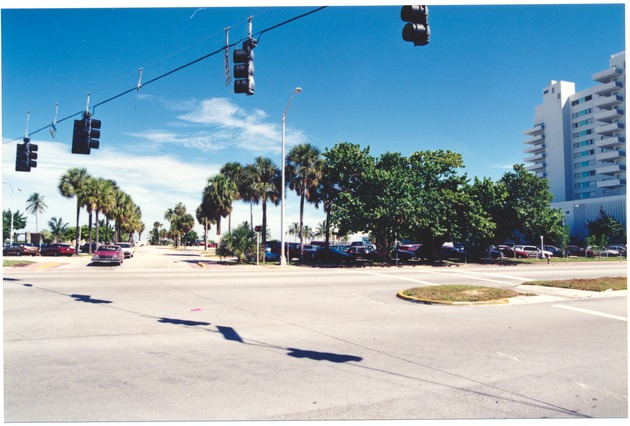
xmin=396 ymin=291 xmax=510 ymax=306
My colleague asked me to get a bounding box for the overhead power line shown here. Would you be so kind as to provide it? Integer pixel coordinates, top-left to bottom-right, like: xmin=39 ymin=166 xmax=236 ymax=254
xmin=3 ymin=6 xmax=327 ymax=145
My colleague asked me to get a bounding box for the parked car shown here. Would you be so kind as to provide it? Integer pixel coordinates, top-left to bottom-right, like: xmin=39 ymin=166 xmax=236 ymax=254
xmin=40 ymin=243 xmax=75 ymax=257
xmin=3 ymin=243 xmax=40 ymax=256
xmin=80 ymin=242 xmax=99 ymax=253
xmin=544 ymin=245 xmax=566 ymax=258
xmin=608 ymin=245 xmax=627 ymax=256
xmin=565 ymin=245 xmax=595 ymax=258
xmin=317 ymin=246 xmax=354 ymax=263
xmin=587 ymin=246 xmax=619 ymax=257
xmin=346 ymin=246 xmax=384 ymax=262
xmin=302 ymin=244 xmax=321 ymax=260
xmin=490 ymin=245 xmax=529 ymax=259
xmin=91 ymin=244 xmax=124 ymax=266
xmin=117 ymin=242 xmax=135 ymax=258
xmin=515 ymin=245 xmax=553 ymax=259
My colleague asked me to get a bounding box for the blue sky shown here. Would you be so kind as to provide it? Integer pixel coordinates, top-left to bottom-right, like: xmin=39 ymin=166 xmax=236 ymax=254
xmin=1 ymin=1 xmax=626 ymax=241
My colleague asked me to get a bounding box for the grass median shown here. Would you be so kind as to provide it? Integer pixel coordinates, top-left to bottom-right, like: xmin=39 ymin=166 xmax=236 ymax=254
xmin=399 ymin=277 xmax=626 ymax=304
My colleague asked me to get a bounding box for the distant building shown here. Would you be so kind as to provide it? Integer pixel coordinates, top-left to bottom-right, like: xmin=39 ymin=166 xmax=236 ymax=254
xmin=523 ymin=51 xmax=626 ymax=241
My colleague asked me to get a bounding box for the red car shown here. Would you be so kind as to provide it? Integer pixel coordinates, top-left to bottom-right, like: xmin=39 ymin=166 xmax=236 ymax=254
xmin=91 ymin=244 xmax=124 ymax=266
xmin=41 ymin=243 xmax=75 ymax=257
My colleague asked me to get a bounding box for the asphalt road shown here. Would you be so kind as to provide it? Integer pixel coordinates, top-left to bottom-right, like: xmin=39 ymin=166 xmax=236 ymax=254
xmin=3 ymin=246 xmax=628 ymax=422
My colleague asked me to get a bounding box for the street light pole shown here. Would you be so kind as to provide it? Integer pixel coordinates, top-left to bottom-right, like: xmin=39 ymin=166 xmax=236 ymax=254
xmin=280 ymin=87 xmax=302 ymax=266
xmin=3 ymin=180 xmax=22 ymax=245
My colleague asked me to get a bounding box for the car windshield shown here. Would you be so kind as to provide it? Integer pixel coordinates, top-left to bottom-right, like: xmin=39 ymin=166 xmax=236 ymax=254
xmin=99 ymin=246 xmax=119 ymax=252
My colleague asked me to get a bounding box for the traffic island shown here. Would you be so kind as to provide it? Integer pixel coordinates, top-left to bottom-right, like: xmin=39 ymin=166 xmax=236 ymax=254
xmin=397 ymin=285 xmax=529 ymax=305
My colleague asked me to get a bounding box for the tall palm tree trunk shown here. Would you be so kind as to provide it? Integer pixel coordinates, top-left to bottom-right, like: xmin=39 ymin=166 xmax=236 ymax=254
xmin=74 ymin=202 xmax=81 ymax=255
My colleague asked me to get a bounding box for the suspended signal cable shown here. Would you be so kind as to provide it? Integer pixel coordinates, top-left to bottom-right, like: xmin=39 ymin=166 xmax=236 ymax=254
xmin=3 ymin=6 xmax=327 ymax=145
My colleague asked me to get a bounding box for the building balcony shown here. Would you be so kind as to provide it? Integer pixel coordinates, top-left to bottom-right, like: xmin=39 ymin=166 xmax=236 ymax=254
xmin=525 ymin=162 xmax=545 ymax=173
xmin=596 ymin=122 xmax=625 ymax=136
xmin=524 ymin=133 xmax=544 ymax=145
xmin=524 ymin=153 xmax=545 ymax=163
xmin=596 ymin=136 xmax=625 ymax=149
xmin=592 ymin=66 xmax=623 ymax=83
xmin=524 ymin=143 xmax=545 ymax=155
xmin=523 ymin=124 xmax=544 ymax=136
xmin=596 ymin=149 xmax=625 ymax=162
xmin=595 ymin=94 xmax=624 ymax=108
xmin=594 ymin=107 xmax=624 ymax=123
xmin=596 ymin=164 xmax=626 ymax=176
xmin=593 ymin=80 xmax=623 ymax=96
xmin=597 ymin=178 xmax=626 ymax=189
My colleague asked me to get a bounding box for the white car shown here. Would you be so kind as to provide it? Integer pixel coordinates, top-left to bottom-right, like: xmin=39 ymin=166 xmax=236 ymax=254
xmin=117 ymin=242 xmax=135 ymax=259
xmin=515 ymin=245 xmax=553 ymax=258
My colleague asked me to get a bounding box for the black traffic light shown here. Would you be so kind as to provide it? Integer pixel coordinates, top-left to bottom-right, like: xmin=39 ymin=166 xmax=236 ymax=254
xmin=233 ymin=39 xmax=256 ymax=95
xmin=401 ymin=5 xmax=430 ymax=46
xmin=254 ymin=225 xmax=262 ymax=232
xmin=15 ymin=141 xmax=29 ymax=172
xmin=72 ymin=113 xmax=101 ymax=155
xmin=27 ymin=139 xmax=38 ymax=170
xmin=15 ymin=138 xmax=37 ymax=172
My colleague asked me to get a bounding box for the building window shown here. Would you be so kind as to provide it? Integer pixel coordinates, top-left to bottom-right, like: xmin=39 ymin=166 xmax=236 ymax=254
xmin=574 ymin=149 xmax=595 ymax=158
xmin=571 ymin=95 xmax=593 ymax=106
xmin=573 ymin=139 xmax=594 ymax=148
xmin=575 ymin=181 xmax=596 ymax=189
xmin=572 ymin=108 xmax=592 ymax=118
xmin=574 ymin=170 xmax=596 ymax=178
xmin=572 ymin=118 xmax=593 ymax=128
xmin=573 ymin=129 xmax=593 ymax=138
xmin=576 ymin=191 xmax=597 ymax=199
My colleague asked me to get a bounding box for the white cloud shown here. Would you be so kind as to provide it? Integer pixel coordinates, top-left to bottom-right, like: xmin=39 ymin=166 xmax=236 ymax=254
xmin=2 ymin=137 xmax=326 ymax=241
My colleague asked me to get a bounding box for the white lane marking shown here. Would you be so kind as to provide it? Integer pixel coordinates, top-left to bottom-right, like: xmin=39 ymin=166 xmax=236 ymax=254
xmin=553 ymin=304 xmax=627 ymax=322
xmin=497 ymin=352 xmax=521 ymax=362
xmin=425 ymin=269 xmax=515 ymax=285
xmin=354 ymin=270 xmax=437 ymax=286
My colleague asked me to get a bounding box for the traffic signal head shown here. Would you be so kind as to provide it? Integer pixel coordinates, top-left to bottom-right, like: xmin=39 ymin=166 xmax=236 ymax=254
xmin=72 ymin=114 xmax=101 ymax=154
xmin=254 ymin=225 xmax=262 ymax=232
xmin=401 ymin=5 xmax=430 ymax=46
xmin=88 ymin=118 xmax=101 ymax=150
xmin=27 ymin=139 xmax=38 ymax=169
xmin=15 ymin=137 xmax=37 ymax=172
xmin=15 ymin=141 xmax=29 ymax=172
xmin=233 ymin=39 xmax=256 ymax=95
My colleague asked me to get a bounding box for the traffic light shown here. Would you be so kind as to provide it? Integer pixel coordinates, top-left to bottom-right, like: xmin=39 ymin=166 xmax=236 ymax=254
xmin=72 ymin=113 xmax=101 ymax=154
xmin=15 ymin=138 xmax=37 ymax=172
xmin=254 ymin=225 xmax=262 ymax=232
xmin=401 ymin=5 xmax=430 ymax=46
xmin=233 ymin=39 xmax=256 ymax=95
xmin=15 ymin=141 xmax=28 ymax=172
xmin=27 ymin=139 xmax=38 ymax=170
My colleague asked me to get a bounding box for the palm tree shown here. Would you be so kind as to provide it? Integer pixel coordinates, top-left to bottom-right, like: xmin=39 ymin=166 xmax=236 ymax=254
xmin=201 ymin=174 xmax=238 ymax=237
xmin=288 ymin=222 xmax=300 ymax=242
xmin=25 ymin=192 xmax=48 ymax=234
xmin=246 ymin=157 xmax=281 ymax=248
xmin=48 ymin=217 xmax=68 ymax=243
xmin=220 ymin=161 xmax=243 ymax=232
xmin=58 ymin=167 xmax=91 ymax=254
xmin=286 ymin=144 xmax=324 ymax=248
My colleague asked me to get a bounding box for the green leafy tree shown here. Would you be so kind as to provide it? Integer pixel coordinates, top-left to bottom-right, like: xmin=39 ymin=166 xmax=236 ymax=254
xmin=3 ymin=210 xmax=27 ymax=242
xmin=586 ymin=208 xmax=625 ymax=246
xmin=221 ymin=221 xmax=256 ymax=263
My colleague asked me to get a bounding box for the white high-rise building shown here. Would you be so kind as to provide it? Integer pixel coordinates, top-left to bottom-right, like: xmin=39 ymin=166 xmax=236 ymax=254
xmin=523 ymin=51 xmax=626 ymax=241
